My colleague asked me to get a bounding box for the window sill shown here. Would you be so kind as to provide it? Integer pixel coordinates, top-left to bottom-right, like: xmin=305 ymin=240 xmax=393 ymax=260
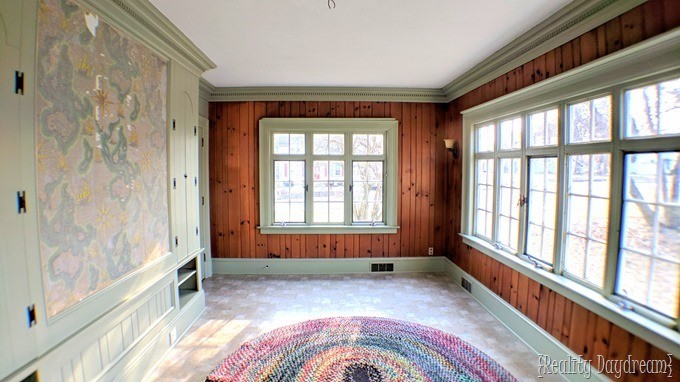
xmin=259 ymin=225 xmax=399 ymax=234
xmin=460 ymin=233 xmax=680 ymax=357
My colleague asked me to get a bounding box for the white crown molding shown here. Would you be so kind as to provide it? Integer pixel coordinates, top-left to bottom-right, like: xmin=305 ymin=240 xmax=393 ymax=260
xmin=441 ymin=0 xmax=646 ymax=102
xmin=78 ymin=0 xmax=216 ymax=76
xmin=201 ymin=0 xmax=645 ymax=103
xmin=208 ymin=86 xmax=447 ymax=103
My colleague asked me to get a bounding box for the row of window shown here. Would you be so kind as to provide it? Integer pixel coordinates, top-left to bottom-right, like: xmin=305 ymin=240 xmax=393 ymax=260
xmin=470 ymin=77 xmax=680 ymax=322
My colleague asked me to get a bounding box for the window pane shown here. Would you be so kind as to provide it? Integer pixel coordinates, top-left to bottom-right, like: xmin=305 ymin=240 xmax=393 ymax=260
xmin=498 ymin=158 xmax=521 ymax=251
xmin=352 ymin=161 xmax=383 ymax=222
xmin=564 ymin=154 xmax=611 ymax=287
xmin=526 ymin=158 xmax=557 ymax=264
xmin=314 ymin=134 xmax=345 ymax=155
xmin=329 ymin=134 xmax=345 ymax=155
xmin=290 ymin=134 xmax=305 ymax=154
xmin=500 ymin=117 xmax=521 ymax=150
xmin=314 ymin=161 xmax=345 ymax=223
xmin=273 ymin=133 xmax=305 ymax=155
xmin=528 ymin=109 xmax=558 ymax=147
xmin=625 ymin=78 xmax=680 ymax=138
xmin=617 ymin=152 xmax=680 ymax=318
xmin=274 ymin=160 xmax=305 ymax=223
xmin=476 ymin=124 xmax=495 ymax=153
xmin=568 ymin=95 xmax=611 ymax=143
xmin=368 ymin=134 xmax=384 ymax=155
xmin=475 ymin=159 xmax=494 ymax=239
xmin=273 ymin=134 xmax=289 ymax=154
xmin=313 ymin=134 xmax=329 ymax=155
xmin=353 ymin=134 xmax=368 ymax=155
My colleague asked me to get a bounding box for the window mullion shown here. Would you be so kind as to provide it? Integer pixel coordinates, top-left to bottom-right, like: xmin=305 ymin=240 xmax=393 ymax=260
xmin=345 ymin=132 xmax=352 ymax=225
xmin=517 ymin=114 xmax=528 ymax=258
xmin=553 ymin=100 xmax=568 ymax=275
xmin=603 ymin=87 xmax=624 ymax=296
xmin=492 ymin=124 xmax=500 ymax=244
xmin=305 ymin=133 xmax=313 ymax=225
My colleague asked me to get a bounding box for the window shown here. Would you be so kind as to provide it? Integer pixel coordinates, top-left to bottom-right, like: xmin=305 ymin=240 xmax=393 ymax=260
xmin=259 ymin=118 xmax=398 ymax=234
xmin=463 ymin=66 xmax=680 ymax=331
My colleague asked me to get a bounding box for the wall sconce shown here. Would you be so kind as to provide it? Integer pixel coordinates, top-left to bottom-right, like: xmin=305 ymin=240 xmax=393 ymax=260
xmin=443 ymin=139 xmax=459 ymax=158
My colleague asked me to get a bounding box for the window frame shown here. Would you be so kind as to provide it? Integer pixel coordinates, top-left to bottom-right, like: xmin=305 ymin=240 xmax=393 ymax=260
xmin=259 ymin=118 xmax=399 ymax=234
xmin=461 ymin=30 xmax=680 ymax=354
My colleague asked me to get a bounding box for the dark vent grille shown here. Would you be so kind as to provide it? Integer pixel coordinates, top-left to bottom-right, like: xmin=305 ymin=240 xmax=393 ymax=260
xmin=370 ymin=263 xmax=394 ymax=272
xmin=461 ymin=277 xmax=472 ymax=293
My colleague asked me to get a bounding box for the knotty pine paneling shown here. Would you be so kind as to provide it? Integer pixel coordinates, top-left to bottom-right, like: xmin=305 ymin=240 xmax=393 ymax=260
xmin=447 ymin=0 xmax=680 ymax=379
xmin=209 ymin=101 xmax=450 ymax=259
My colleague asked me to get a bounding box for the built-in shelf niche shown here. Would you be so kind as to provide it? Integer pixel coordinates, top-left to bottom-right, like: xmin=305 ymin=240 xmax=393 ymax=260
xmin=177 ymin=255 xmax=200 ymax=309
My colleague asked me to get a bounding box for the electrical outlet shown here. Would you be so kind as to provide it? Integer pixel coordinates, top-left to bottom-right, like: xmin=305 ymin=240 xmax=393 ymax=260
xmin=428 ymin=247 xmax=434 ymax=256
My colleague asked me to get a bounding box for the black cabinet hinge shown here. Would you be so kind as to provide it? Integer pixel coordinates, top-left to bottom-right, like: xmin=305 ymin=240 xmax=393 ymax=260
xmin=172 ymin=178 xmax=177 ymax=189
xmin=195 ymin=226 xmax=199 ymax=236
xmin=174 ymin=236 xmax=179 ymax=247
xmin=194 ymin=126 xmax=197 ymax=136
xmin=17 ymin=191 xmax=26 ymax=214
xmin=27 ymin=304 xmax=36 ymax=328
xmin=349 ymin=184 xmax=353 ymax=192
xmin=201 ymin=137 xmax=204 ymax=147
xmin=15 ymin=71 xmax=24 ymax=95
xmin=172 ymin=119 xmax=176 ymax=131
xmin=194 ymin=176 xmax=197 ymax=186
xmin=202 ymin=196 xmax=205 ymax=206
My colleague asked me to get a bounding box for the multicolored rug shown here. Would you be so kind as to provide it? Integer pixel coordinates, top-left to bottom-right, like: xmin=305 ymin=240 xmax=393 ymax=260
xmin=206 ymin=316 xmax=517 ymax=382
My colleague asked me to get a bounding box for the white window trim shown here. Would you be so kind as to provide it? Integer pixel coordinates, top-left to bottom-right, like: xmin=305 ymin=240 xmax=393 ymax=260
xmin=461 ymin=29 xmax=680 ymax=357
xmin=259 ymin=118 xmax=399 ymax=234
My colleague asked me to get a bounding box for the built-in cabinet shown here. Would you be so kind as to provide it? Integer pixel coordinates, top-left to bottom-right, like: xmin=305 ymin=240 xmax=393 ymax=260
xmin=0 ymin=0 xmax=214 ymax=380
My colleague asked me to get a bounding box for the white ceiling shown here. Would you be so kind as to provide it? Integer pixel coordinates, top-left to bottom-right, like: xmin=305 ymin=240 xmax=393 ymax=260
xmin=148 ymin=0 xmax=572 ymax=89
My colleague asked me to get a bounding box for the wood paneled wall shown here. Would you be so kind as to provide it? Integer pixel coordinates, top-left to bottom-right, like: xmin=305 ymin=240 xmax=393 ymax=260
xmin=446 ymin=0 xmax=680 ymax=379
xmin=208 ymin=101 xmax=450 ymax=259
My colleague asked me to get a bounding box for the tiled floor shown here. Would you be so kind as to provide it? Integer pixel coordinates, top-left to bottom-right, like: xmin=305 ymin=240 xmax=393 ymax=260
xmin=146 ymin=273 xmax=548 ymax=381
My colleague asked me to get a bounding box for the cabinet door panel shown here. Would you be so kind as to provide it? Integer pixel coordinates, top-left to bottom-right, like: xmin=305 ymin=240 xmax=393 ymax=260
xmin=0 ymin=1 xmax=38 ymax=378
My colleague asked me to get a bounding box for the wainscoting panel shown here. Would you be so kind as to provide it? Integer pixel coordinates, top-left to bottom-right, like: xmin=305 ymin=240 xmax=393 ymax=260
xmin=42 ymin=282 xmax=175 ymax=382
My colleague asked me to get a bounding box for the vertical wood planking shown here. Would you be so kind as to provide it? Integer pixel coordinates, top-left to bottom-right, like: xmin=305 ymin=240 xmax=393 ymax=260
xmin=238 ymin=102 xmax=251 ymax=258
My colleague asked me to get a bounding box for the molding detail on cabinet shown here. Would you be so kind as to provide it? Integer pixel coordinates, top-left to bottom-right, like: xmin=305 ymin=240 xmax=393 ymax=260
xmin=77 ymin=0 xmax=215 ymax=75
xmin=441 ymin=0 xmax=645 ymax=101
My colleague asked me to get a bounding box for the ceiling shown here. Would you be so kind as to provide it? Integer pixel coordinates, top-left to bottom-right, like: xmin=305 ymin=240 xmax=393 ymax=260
xmin=148 ymin=0 xmax=572 ymax=89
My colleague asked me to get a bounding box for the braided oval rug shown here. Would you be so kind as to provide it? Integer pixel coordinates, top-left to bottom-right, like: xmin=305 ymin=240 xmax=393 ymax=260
xmin=205 ymin=316 xmax=517 ymax=382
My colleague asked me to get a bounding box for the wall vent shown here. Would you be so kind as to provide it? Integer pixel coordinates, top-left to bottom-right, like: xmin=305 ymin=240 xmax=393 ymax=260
xmin=370 ymin=263 xmax=394 ymax=272
xmin=461 ymin=277 xmax=472 ymax=293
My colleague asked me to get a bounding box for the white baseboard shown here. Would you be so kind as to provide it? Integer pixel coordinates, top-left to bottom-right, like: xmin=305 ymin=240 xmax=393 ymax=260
xmin=441 ymin=258 xmax=606 ymax=382
xmin=212 ymin=256 xmax=446 ymax=275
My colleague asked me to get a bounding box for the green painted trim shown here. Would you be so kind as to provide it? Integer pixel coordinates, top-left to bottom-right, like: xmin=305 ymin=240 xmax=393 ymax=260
xmin=199 ymin=78 xmax=215 ymax=101
xmin=258 ymin=226 xmax=399 ymax=234
xmin=212 ymin=257 xmax=446 ymax=275
xmin=442 ymin=0 xmax=646 ymax=102
xmin=460 ymin=235 xmax=680 ymax=358
xmin=441 ymin=259 xmax=606 ymax=382
xmin=461 ymin=28 xmax=680 ymax=118
xmin=208 ymin=86 xmax=446 ymax=103
xmin=77 ymin=0 xmax=215 ymax=76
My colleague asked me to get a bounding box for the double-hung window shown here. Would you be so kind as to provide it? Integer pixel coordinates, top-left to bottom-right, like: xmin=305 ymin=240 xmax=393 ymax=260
xmin=461 ymin=31 xmax=680 ymax=342
xmin=259 ymin=118 xmax=398 ymax=234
